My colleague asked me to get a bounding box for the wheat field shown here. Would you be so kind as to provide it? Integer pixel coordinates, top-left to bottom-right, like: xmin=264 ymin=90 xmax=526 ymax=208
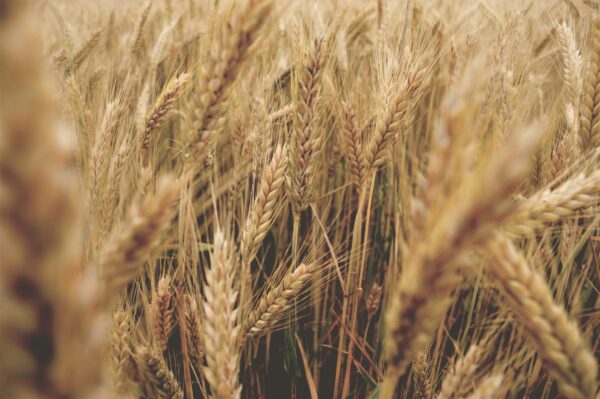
xmin=0 ymin=0 xmax=599 ymax=398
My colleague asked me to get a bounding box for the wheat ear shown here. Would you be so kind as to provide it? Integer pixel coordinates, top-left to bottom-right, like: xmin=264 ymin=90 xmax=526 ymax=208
xmin=579 ymin=15 xmax=600 ymax=151
xmin=287 ymin=39 xmax=326 ymax=212
xmin=508 ymin=169 xmax=600 ymax=236
xmin=141 ymin=73 xmax=190 ymax=152
xmin=240 ymin=144 xmax=287 ymax=264
xmin=64 ymin=28 xmax=102 ymax=75
xmin=0 ymin=11 xmax=104 ymax=395
xmin=150 ymin=276 xmax=174 ymax=352
xmin=89 ymin=101 xmax=119 ymax=214
xmin=412 ymin=352 xmax=433 ymax=399
xmin=149 ymin=18 xmax=176 ymax=79
xmin=202 ymin=230 xmax=241 ymax=399
xmin=382 ymin=125 xmax=541 ymax=397
xmin=187 ymin=0 xmax=274 ymax=164
xmin=101 ymin=139 xmax=132 ymax=237
xmin=366 ymin=282 xmax=383 ymax=318
xmin=340 ymin=100 xmax=367 ymax=188
xmin=364 ymin=69 xmax=424 ymax=170
xmin=466 ymin=373 xmax=504 ymax=399
xmin=112 ymin=310 xmax=137 ymax=394
xmin=484 ymin=235 xmax=598 ymax=399
xmin=130 ymin=1 xmax=152 ymax=56
xmin=99 ymin=177 xmax=180 ymax=291
xmin=241 ymin=262 xmax=316 ymax=343
xmin=556 ymin=22 xmax=582 ymax=109
xmin=184 ymin=294 xmax=204 ymax=368
xmin=437 ymin=345 xmax=482 ymax=399
xmin=135 ymin=346 xmax=183 ymax=399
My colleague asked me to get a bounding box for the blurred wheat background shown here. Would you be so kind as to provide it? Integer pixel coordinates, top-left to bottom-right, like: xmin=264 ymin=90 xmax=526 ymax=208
xmin=0 ymin=0 xmax=599 ymax=398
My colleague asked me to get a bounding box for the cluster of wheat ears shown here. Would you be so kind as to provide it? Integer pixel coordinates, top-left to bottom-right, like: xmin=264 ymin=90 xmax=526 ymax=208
xmin=1 ymin=0 xmax=600 ymax=398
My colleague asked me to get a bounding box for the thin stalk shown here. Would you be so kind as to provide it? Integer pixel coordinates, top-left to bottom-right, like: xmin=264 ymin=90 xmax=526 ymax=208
xmin=290 ymin=209 xmax=302 ymax=399
xmin=292 ymin=210 xmax=301 ymax=269
xmin=176 ymin=285 xmax=194 ymax=399
xmin=341 ymin=173 xmax=374 ymax=398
